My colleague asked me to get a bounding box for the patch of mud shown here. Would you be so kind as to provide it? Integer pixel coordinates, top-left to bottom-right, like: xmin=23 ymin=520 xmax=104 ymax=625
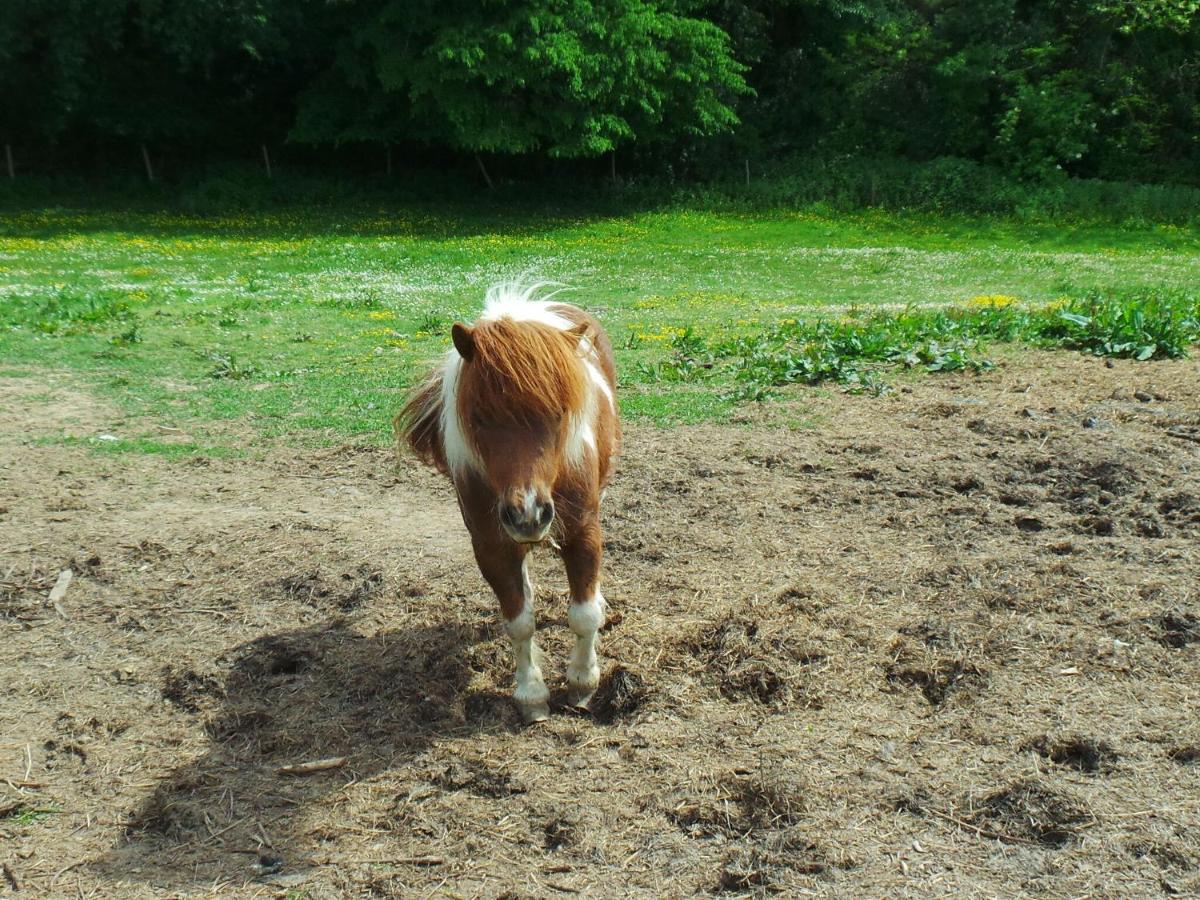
xmin=970 ymin=779 xmax=1091 ymax=847
xmin=717 ymin=831 xmax=844 ymax=892
xmin=683 ymin=605 xmax=829 ymax=707
xmin=1023 ymin=734 xmax=1120 ymax=774
xmin=426 ymin=758 xmax=527 ymax=799
xmin=1153 ymin=610 xmax=1200 ymax=649
xmin=667 ymin=765 xmax=807 ymax=838
xmin=589 ymin=665 xmax=650 ymax=723
xmin=275 ymin=564 xmax=384 ymax=611
xmin=160 ymin=665 xmax=224 ymax=713
xmin=887 ymin=621 xmax=987 ymax=705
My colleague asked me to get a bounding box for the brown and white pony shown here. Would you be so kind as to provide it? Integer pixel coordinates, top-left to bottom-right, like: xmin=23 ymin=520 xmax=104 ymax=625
xmin=397 ymin=283 xmax=620 ymax=722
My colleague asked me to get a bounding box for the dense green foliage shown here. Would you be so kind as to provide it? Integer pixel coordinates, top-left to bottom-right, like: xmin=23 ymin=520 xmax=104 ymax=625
xmin=2 ymin=1 xmax=1198 ymax=185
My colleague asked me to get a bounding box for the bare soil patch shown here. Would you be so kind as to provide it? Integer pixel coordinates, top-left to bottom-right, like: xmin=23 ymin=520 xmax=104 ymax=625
xmin=2 ymin=351 xmax=1199 ymax=897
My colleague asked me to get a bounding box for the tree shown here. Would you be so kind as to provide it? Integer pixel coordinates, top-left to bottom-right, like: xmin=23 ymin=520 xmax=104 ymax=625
xmin=292 ymin=0 xmax=749 ymax=157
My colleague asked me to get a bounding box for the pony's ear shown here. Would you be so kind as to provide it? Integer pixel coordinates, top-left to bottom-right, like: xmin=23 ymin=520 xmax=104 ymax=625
xmin=451 ymin=322 xmax=475 ymax=361
xmin=566 ymin=321 xmax=591 ymax=342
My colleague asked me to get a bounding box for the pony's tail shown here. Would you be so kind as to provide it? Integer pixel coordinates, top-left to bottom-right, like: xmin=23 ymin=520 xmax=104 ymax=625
xmin=395 ymin=371 xmax=446 ymax=472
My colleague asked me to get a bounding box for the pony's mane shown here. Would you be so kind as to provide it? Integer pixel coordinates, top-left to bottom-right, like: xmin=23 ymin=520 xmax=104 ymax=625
xmin=460 ymin=316 xmax=587 ymax=425
xmin=395 ymin=370 xmax=446 ymax=471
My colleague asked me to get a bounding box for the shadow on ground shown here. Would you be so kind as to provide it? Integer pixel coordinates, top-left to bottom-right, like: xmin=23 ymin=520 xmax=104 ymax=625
xmin=91 ymin=618 xmax=502 ymax=889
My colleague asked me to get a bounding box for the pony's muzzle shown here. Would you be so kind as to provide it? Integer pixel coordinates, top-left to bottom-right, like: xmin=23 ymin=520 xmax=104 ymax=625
xmin=500 ymin=499 xmax=554 ymax=543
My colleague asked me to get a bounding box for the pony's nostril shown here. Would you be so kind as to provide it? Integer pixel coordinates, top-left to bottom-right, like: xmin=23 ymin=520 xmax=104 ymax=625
xmin=501 ymin=505 xmax=521 ymax=530
xmin=537 ymin=503 xmax=554 ymax=528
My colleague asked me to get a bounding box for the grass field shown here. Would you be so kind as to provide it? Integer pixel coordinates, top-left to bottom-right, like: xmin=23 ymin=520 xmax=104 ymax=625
xmin=2 ymin=205 xmax=1198 ymax=443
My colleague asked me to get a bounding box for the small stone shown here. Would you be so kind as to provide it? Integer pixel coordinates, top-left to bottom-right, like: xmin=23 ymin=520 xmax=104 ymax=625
xmin=1082 ymin=417 xmax=1099 ymax=429
xmin=1134 ymin=390 xmax=1154 ymax=402
xmin=1110 ymin=388 xmax=1132 ymax=401
xmin=1021 ymin=407 xmax=1040 ymax=420
xmin=1105 ymin=359 xmax=1115 ymax=368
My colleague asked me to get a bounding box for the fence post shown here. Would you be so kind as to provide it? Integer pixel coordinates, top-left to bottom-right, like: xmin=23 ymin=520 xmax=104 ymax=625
xmin=475 ymin=153 xmax=494 ymax=190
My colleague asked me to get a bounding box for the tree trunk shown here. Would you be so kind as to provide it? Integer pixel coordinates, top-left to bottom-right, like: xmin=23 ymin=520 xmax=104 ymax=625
xmin=141 ymin=144 xmax=155 ymax=182
xmin=262 ymin=144 xmax=272 ymax=179
xmin=744 ymin=159 xmax=750 ymax=188
xmin=474 ymin=153 xmax=494 ymax=190
xmin=610 ymin=151 xmax=616 ymax=185
xmin=386 ymin=145 xmax=393 ymax=177
xmin=5 ymin=144 xmax=13 ymax=180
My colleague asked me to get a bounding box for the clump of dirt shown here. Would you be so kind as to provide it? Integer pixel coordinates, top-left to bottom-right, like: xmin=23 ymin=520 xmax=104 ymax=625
xmin=1023 ymin=734 xmax=1119 ymax=774
xmin=1158 ymin=492 xmax=1200 ymax=528
xmin=160 ymin=665 xmax=223 ymax=713
xmin=1153 ymin=610 xmax=1200 ymax=648
xmin=970 ymin=779 xmax=1091 ymax=847
xmin=1168 ymin=745 xmax=1200 ymax=765
xmin=887 ymin=622 xmax=987 ymax=705
xmin=426 ymin=758 xmax=526 ymax=799
xmin=668 ymin=765 xmax=807 ymax=837
xmin=1126 ymin=837 xmax=1197 ymax=872
xmin=589 ymin=665 xmax=650 ymax=723
xmin=543 ymin=812 xmax=580 ymax=851
xmin=683 ymin=606 xmax=828 ymax=707
xmin=230 ymin=634 xmax=318 ymax=679
xmin=717 ymin=830 xmax=839 ymax=892
xmin=275 ymin=564 xmax=383 ymax=611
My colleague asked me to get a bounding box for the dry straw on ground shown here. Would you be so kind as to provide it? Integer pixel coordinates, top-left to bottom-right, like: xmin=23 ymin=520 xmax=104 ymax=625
xmin=1 ymin=350 xmax=1198 ymax=896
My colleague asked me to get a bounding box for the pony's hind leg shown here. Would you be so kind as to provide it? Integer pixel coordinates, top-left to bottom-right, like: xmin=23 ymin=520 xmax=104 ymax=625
xmin=561 ymin=518 xmax=606 ymax=709
xmin=470 ymin=532 xmax=550 ymax=723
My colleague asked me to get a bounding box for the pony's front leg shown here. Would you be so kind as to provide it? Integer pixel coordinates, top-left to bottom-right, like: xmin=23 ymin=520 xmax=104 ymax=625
xmin=470 ymin=529 xmax=550 ymax=723
xmin=561 ymin=515 xmax=606 ymax=709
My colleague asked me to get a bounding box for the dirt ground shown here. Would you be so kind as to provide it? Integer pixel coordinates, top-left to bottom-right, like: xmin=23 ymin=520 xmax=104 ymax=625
xmin=2 ymin=351 xmax=1199 ymax=898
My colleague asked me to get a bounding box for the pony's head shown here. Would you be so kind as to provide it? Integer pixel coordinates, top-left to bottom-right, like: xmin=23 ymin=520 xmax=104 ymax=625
xmin=451 ymin=315 xmax=590 ymax=543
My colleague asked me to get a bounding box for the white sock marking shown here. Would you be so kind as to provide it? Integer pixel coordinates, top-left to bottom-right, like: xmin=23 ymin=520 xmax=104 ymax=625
xmin=505 ymin=560 xmax=549 ymax=709
xmin=566 ymin=590 xmax=605 ymax=695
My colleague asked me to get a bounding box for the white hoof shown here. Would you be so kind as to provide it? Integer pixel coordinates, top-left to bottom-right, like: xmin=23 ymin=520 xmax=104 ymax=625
xmin=518 ymin=699 xmax=551 ymax=723
xmin=566 ymin=686 xmax=596 ymax=710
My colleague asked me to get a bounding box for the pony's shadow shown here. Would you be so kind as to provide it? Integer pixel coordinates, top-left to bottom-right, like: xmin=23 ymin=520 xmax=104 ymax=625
xmin=93 ymin=618 xmax=508 ymax=888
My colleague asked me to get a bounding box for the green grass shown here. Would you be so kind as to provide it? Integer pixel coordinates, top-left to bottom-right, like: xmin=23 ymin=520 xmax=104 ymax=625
xmin=1 ymin=205 xmax=1198 ymax=447
xmin=31 ymin=435 xmax=246 ymax=459
xmin=2 ymin=805 xmax=60 ymax=826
